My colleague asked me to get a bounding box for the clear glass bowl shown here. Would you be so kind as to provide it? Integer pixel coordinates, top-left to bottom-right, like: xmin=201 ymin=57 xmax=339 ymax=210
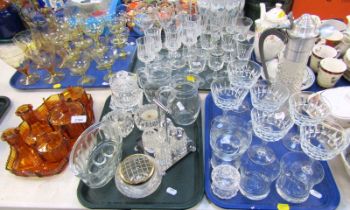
xmin=211 ymin=164 xmax=240 ymax=199
xmin=251 ymin=107 xmax=294 ymax=142
xmin=211 ymin=77 xmax=249 ymax=111
xmin=276 ymin=152 xmax=324 ymax=203
xmin=227 ymin=60 xmax=262 ymax=89
xmin=289 ymin=92 xmax=331 ymax=126
xmin=134 ymin=104 xmax=164 ymax=130
xmin=69 ymin=121 xmax=122 ymax=188
xmin=300 ymin=120 xmax=350 ymax=160
xmin=101 ymin=110 xmax=134 ymax=138
xmin=250 ymin=80 xmax=290 ymax=112
xmin=210 ymin=115 xmax=252 ymax=167
xmin=114 ymin=154 xmax=162 ymax=199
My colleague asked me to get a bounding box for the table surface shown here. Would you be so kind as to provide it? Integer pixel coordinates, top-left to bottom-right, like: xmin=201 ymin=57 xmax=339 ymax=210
xmin=0 ymin=43 xmax=350 ymax=210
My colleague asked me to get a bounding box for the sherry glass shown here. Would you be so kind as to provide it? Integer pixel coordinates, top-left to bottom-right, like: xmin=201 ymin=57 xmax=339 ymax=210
xmin=207 ymin=47 xmax=224 ymax=83
xmin=182 ymin=20 xmax=198 ymax=60
xmin=200 ymin=24 xmax=219 ymax=51
xmin=164 ymin=26 xmax=184 ymax=68
xmin=0 ymin=49 xmax=39 ymax=85
xmin=136 ymin=36 xmax=155 ymax=71
xmin=144 ymin=25 xmax=162 ymax=60
xmin=221 ymin=33 xmax=237 ymax=63
xmin=235 ymin=35 xmax=255 ymax=61
xmin=188 ymin=48 xmax=207 ymax=85
xmin=30 ymin=47 xmax=65 ymax=84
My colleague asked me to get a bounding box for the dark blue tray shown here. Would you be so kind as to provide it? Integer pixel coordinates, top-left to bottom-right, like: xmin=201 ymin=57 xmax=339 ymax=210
xmin=10 ymin=43 xmax=136 ymax=90
xmin=204 ymin=92 xmax=341 ymax=210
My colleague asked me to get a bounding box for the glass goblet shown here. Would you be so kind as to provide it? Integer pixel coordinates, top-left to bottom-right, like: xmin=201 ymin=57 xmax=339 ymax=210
xmin=164 ymin=24 xmax=186 ymax=69
xmin=70 ymin=53 xmax=95 ymax=85
xmin=0 ymin=49 xmax=39 ymax=85
xmin=144 ymin=25 xmax=162 ymax=60
xmin=110 ymin=27 xmax=130 ymax=59
xmin=207 ymin=47 xmax=225 ymax=83
xmin=188 ymin=48 xmax=207 ymax=85
xmin=30 ymin=48 xmax=65 ymax=84
xmin=83 ymin=16 xmax=105 ymax=48
xmin=227 ymin=59 xmax=262 ymax=89
xmin=93 ymin=48 xmax=119 ymax=81
xmin=221 ymin=33 xmax=237 ymax=63
xmin=283 ymin=91 xmax=331 ymax=151
xmin=235 ymin=35 xmax=255 ymax=61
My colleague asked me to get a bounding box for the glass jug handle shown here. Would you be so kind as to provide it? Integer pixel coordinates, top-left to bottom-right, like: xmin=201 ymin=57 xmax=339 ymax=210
xmin=156 ymin=86 xmax=173 ymax=111
xmin=258 ymin=28 xmax=288 ymax=81
xmin=137 ymin=70 xmax=147 ymax=89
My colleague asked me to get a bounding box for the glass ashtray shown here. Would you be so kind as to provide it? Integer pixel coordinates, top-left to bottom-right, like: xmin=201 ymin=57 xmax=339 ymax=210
xmin=115 ymin=154 xmax=162 ymax=199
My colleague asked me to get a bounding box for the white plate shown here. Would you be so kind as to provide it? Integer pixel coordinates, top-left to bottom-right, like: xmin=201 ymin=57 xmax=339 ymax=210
xmin=321 ymin=19 xmax=347 ymax=32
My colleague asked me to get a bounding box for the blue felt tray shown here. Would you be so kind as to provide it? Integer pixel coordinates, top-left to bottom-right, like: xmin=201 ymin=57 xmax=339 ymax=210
xmin=10 ymin=43 xmax=136 ymax=90
xmin=204 ymin=92 xmax=341 ymax=210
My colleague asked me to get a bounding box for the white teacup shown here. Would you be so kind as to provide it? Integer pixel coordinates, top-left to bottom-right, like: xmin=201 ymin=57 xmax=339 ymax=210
xmin=310 ymin=45 xmax=338 ymax=73
xmin=343 ymin=48 xmax=350 ymax=81
xmin=325 ymin=30 xmax=344 ymax=47
xmin=317 ymin=58 xmax=347 ymax=88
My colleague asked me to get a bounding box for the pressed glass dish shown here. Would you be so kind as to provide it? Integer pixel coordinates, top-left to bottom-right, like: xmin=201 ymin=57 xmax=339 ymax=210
xmin=101 ymin=109 xmax=134 ymax=138
xmin=69 ymin=121 xmax=122 ymax=189
xmin=211 ymin=164 xmax=240 ymax=200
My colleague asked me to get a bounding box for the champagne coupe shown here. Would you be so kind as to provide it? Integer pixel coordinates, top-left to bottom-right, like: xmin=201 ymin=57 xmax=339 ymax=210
xmin=83 ymin=16 xmax=105 ymax=49
xmin=70 ymin=52 xmax=95 ymax=85
xmin=92 ymin=48 xmax=119 ymax=81
xmin=110 ymin=27 xmax=130 ymax=58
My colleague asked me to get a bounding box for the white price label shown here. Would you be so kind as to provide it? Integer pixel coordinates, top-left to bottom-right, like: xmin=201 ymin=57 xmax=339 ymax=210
xmin=71 ymin=115 xmax=87 ymax=124
xmin=310 ymin=189 xmax=322 ymax=199
xmin=176 ymin=102 xmax=185 ymax=111
xmin=166 ymin=187 xmax=177 ymax=196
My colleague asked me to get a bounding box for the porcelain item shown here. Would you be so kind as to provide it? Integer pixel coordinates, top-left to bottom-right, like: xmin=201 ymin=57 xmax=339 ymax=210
xmin=317 ymin=57 xmax=347 ymax=88
xmin=310 ymin=44 xmax=338 ymax=73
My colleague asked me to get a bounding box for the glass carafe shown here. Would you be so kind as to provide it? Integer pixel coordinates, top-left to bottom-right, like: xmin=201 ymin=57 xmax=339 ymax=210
xmin=259 ymin=14 xmax=320 ymax=94
xmin=158 ymin=75 xmax=200 ymax=126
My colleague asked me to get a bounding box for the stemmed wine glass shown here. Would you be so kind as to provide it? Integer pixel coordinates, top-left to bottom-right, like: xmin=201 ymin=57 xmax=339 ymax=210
xmin=83 ymin=16 xmax=105 ymax=49
xmin=110 ymin=27 xmax=130 ymax=58
xmin=92 ymin=48 xmax=119 ymax=81
xmin=136 ymin=36 xmax=155 ymax=72
xmin=156 ymin=4 xmax=174 ymax=29
xmin=144 ymin=25 xmax=163 ymax=60
xmin=164 ymin=24 xmax=184 ymax=68
xmin=283 ymin=91 xmax=331 ymax=151
xmin=182 ymin=20 xmax=198 ymax=60
xmin=134 ymin=6 xmax=156 ymax=33
xmin=70 ymin=52 xmax=95 ymax=85
xmin=207 ymin=47 xmax=224 ymax=83
xmin=221 ymin=33 xmax=237 ymax=63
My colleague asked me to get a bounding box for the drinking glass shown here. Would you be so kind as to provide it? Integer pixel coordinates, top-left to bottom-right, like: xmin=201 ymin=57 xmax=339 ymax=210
xmin=250 ymin=80 xmax=290 ymax=112
xmin=156 ymin=4 xmax=174 ymax=29
xmin=30 ymin=48 xmax=65 ymax=84
xmin=134 ymin=7 xmax=156 ymax=32
xmin=200 ymin=24 xmax=220 ymax=51
xmin=164 ymin=25 xmax=185 ymax=68
xmin=234 ymin=17 xmax=253 ymax=36
xmin=0 ymin=50 xmax=39 ymax=85
xmin=227 ymin=60 xmax=262 ymax=89
xmin=224 ymin=0 xmax=241 ymax=34
xmin=105 ymin=13 xmax=128 ymax=35
xmin=69 ymin=121 xmax=122 ymax=189
xmin=144 ymin=25 xmax=162 ymax=60
xmin=283 ymin=92 xmax=331 ymax=151
xmin=92 ymin=48 xmax=118 ymax=81
xmin=188 ymin=48 xmax=207 ymax=85
xmin=83 ymin=16 xmax=105 ymax=48
xmin=240 ymin=145 xmax=280 ymax=200
xmin=211 ymin=164 xmax=240 ymax=199
xmin=235 ymin=35 xmax=255 ymax=60
xmin=182 ymin=20 xmax=198 ymax=60
xmin=300 ymin=120 xmax=350 ymax=160
xmin=211 ymin=77 xmax=249 ymax=114
xmin=70 ymin=52 xmax=95 ymax=85
xmin=221 ymin=33 xmax=237 ymax=63
xmin=102 ymin=110 xmax=134 ymax=138
xmin=276 ymin=152 xmax=324 ymax=203
xmin=210 ymin=115 xmax=252 ymax=167
xmin=110 ymin=27 xmax=130 ymax=58
xmin=251 ymin=107 xmax=294 ymax=142
xmin=136 ymin=36 xmax=155 ymax=70
xmin=208 ymin=47 xmax=225 ymax=82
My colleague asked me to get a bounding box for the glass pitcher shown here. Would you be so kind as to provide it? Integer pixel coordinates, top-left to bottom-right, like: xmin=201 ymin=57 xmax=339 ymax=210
xmin=138 ymin=62 xmax=172 ymax=103
xmin=158 ymin=75 xmax=200 ymax=126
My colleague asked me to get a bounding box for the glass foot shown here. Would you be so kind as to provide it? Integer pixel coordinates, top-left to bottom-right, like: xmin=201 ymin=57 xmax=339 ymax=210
xmin=78 ymin=75 xmax=96 ymax=85
xmin=20 ymin=73 xmax=40 ymax=85
xmin=44 ymin=72 xmax=65 ymax=84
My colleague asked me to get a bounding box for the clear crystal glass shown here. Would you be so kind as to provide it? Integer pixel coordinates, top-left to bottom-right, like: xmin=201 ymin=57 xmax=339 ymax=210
xmin=276 ymin=152 xmax=324 ymax=203
xmin=227 ymin=60 xmax=262 ymax=89
xmin=251 ymin=107 xmax=294 ymax=142
xmin=211 ymin=164 xmax=240 ymax=199
xmin=300 ymin=120 xmax=350 ymax=160
xmin=250 ymin=80 xmax=290 ymax=112
xmin=101 ymin=110 xmax=134 ymax=138
xmin=239 ymin=145 xmax=280 ymax=200
xmin=134 ymin=104 xmax=164 ymax=130
xmin=69 ymin=122 xmax=122 ymax=188
xmin=236 ymin=35 xmax=255 ymax=61
xmin=289 ymin=91 xmax=331 ymax=126
xmin=210 ymin=115 xmax=252 ymax=167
